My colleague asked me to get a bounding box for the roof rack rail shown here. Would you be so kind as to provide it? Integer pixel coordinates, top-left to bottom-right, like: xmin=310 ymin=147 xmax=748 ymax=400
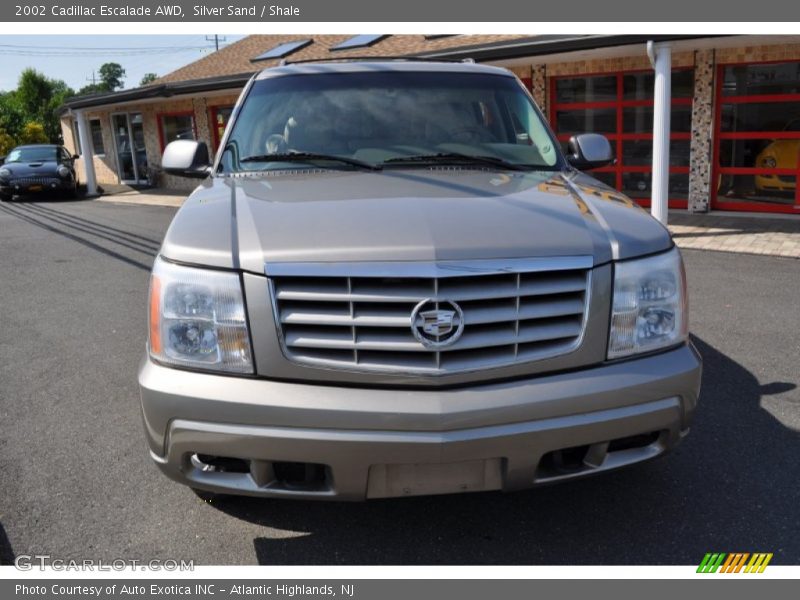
xmin=278 ymin=55 xmax=477 ymax=66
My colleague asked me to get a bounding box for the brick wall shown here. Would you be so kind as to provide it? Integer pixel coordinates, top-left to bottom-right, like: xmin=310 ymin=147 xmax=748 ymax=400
xmin=545 ymin=51 xmax=696 ymax=77
xmin=715 ymin=43 xmax=800 ymax=64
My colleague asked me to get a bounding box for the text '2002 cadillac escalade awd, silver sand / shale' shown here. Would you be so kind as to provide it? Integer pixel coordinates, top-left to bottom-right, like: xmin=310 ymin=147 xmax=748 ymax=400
xmin=139 ymin=60 xmax=701 ymax=501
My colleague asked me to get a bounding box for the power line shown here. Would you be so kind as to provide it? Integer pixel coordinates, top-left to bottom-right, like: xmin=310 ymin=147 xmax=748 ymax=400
xmin=0 ymin=48 xmax=207 ymax=57
xmin=205 ymin=35 xmax=227 ymax=52
xmin=0 ymin=43 xmax=211 ymax=51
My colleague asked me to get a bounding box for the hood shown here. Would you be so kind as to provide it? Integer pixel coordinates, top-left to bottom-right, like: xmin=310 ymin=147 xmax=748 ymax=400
xmin=160 ymin=168 xmax=672 ymax=272
xmin=2 ymin=160 xmax=60 ymax=177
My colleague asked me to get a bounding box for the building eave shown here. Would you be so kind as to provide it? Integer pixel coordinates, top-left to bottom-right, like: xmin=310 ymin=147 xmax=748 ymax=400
xmin=414 ymin=34 xmax=733 ymax=62
xmin=57 ymin=72 xmax=255 ymax=115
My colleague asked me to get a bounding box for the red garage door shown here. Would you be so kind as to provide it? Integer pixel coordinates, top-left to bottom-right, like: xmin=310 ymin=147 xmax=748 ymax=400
xmin=713 ymin=60 xmax=800 ymax=213
xmin=550 ymin=69 xmax=694 ymax=209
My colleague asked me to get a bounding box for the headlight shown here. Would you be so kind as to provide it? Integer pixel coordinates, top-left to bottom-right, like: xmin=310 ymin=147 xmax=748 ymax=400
xmin=608 ymin=247 xmax=688 ymax=359
xmin=760 ymin=156 xmax=777 ymax=168
xmin=148 ymin=256 xmax=253 ymax=374
xmin=57 ymin=165 xmax=71 ymax=178
xmin=0 ymin=167 xmax=10 ymax=177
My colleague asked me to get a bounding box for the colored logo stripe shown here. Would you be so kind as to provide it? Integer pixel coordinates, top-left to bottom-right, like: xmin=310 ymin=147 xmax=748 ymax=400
xmin=745 ymin=553 xmax=773 ymax=573
xmin=697 ymin=553 xmax=726 ymax=573
xmin=697 ymin=552 xmax=773 ymax=573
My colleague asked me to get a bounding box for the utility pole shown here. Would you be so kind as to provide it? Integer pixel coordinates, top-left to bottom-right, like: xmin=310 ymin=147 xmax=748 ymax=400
xmin=86 ymin=71 xmax=97 ymax=85
xmin=205 ymin=35 xmax=226 ymax=52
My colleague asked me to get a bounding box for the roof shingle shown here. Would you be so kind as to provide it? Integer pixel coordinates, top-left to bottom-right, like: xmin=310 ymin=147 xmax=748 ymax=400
xmin=154 ymin=34 xmax=528 ymax=85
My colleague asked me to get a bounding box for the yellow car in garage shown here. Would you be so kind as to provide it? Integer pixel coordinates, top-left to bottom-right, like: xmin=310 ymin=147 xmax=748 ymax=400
xmin=755 ymin=119 xmax=800 ymax=193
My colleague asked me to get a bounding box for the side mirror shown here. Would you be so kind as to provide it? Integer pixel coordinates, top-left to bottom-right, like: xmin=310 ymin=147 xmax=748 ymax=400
xmin=566 ymin=133 xmax=615 ymax=170
xmin=72 ymin=154 xmax=80 ymax=160
xmin=162 ymin=140 xmax=211 ymax=179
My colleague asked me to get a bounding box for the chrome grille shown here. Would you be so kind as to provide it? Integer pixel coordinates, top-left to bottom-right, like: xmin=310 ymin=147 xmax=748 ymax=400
xmin=12 ymin=176 xmax=61 ymax=187
xmin=267 ymin=257 xmax=592 ymax=375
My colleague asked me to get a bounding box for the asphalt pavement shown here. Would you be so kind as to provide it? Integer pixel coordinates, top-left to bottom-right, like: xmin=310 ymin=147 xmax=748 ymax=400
xmin=0 ymin=198 xmax=798 ymax=565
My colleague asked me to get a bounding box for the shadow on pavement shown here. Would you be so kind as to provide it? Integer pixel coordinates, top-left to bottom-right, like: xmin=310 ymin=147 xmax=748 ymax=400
xmin=0 ymin=522 xmax=14 ymax=566
xmin=199 ymin=336 xmax=798 ymax=565
xmin=0 ymin=201 xmax=157 ymax=272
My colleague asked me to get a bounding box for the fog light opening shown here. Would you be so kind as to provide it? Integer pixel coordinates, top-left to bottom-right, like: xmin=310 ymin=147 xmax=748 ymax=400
xmin=538 ymin=444 xmax=591 ymax=476
xmin=272 ymin=461 xmax=328 ymax=491
xmin=191 ymin=453 xmax=249 ymax=474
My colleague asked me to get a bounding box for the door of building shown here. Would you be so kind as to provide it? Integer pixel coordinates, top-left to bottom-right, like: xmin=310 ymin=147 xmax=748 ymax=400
xmin=112 ymin=112 xmax=149 ymax=185
xmin=712 ymin=60 xmax=800 ymax=213
xmin=550 ymin=69 xmax=694 ymax=209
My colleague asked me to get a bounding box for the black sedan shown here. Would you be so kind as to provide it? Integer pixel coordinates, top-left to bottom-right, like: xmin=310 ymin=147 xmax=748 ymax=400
xmin=0 ymin=144 xmax=79 ymax=201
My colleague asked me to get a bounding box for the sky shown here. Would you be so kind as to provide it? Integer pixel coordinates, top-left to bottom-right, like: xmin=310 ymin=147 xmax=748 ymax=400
xmin=0 ymin=35 xmax=246 ymax=92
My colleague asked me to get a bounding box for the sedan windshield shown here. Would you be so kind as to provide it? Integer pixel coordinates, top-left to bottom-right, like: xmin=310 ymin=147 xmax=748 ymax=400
xmin=220 ymin=70 xmax=561 ymax=172
xmin=6 ymin=146 xmax=59 ymax=163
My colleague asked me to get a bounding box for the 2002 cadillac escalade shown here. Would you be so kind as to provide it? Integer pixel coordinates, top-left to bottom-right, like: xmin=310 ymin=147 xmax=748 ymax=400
xmin=138 ymin=60 xmax=702 ymax=500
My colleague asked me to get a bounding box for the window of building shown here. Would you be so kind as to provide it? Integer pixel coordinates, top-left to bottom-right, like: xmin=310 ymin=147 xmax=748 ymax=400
xmin=158 ymin=112 xmax=196 ymax=150
xmin=72 ymin=118 xmax=107 ymax=156
xmin=331 ymin=35 xmax=387 ymax=51
xmin=71 ymin=120 xmax=81 ymax=155
xmin=550 ymin=69 xmax=694 ymax=209
xmin=210 ymin=106 xmax=234 ymax=149
xmin=89 ymin=119 xmax=105 ymax=155
xmin=252 ymin=39 xmax=312 ymax=61
xmin=713 ymin=60 xmax=800 ymax=213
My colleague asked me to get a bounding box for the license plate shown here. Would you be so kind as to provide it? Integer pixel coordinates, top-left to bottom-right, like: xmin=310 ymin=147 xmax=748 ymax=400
xmin=367 ymin=458 xmax=503 ymax=498
xmin=28 ymin=185 xmax=42 ymax=192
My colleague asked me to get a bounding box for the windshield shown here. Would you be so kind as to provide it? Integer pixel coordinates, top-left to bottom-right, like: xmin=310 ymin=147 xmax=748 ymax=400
xmin=6 ymin=146 xmax=58 ymax=163
xmin=220 ymin=71 xmax=561 ymax=172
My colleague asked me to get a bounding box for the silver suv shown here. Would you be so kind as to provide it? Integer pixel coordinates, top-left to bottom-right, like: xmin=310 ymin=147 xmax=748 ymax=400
xmin=139 ymin=61 xmax=701 ymax=500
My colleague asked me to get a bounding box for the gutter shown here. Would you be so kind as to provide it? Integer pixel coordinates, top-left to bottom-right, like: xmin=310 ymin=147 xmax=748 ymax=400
xmin=415 ymin=34 xmax=732 ymax=62
xmin=57 ymin=71 xmax=255 ymax=114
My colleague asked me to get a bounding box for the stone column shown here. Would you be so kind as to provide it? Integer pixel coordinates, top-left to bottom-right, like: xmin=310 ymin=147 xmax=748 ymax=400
xmin=532 ymin=64 xmax=547 ymax=114
xmin=688 ymin=49 xmax=715 ymax=213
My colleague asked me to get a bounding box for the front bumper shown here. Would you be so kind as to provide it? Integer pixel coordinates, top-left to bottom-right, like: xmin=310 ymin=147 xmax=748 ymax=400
xmin=139 ymin=343 xmax=702 ymax=500
xmin=1 ymin=178 xmax=74 ymax=195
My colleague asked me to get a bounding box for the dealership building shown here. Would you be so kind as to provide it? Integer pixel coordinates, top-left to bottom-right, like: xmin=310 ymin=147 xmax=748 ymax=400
xmin=60 ymin=34 xmax=800 ymax=214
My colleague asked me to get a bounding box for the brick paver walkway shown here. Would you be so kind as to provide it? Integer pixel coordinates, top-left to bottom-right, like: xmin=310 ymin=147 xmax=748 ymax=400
xmin=669 ymin=212 xmax=800 ymax=259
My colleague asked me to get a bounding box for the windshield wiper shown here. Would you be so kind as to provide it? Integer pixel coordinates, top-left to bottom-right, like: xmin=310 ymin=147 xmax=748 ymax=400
xmin=240 ymin=152 xmax=382 ymax=171
xmin=382 ymin=152 xmax=530 ymax=171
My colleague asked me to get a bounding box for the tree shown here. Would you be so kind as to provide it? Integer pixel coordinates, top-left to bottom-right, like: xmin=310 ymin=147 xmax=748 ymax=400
xmin=0 ymin=129 xmax=15 ymax=156
xmin=12 ymin=69 xmax=74 ymax=143
xmin=0 ymin=92 xmax=25 ymax=140
xmin=77 ymin=83 xmax=106 ymax=96
xmin=140 ymin=73 xmax=158 ymax=86
xmin=19 ymin=121 xmax=48 ymax=144
xmin=99 ymin=62 xmax=126 ymax=91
